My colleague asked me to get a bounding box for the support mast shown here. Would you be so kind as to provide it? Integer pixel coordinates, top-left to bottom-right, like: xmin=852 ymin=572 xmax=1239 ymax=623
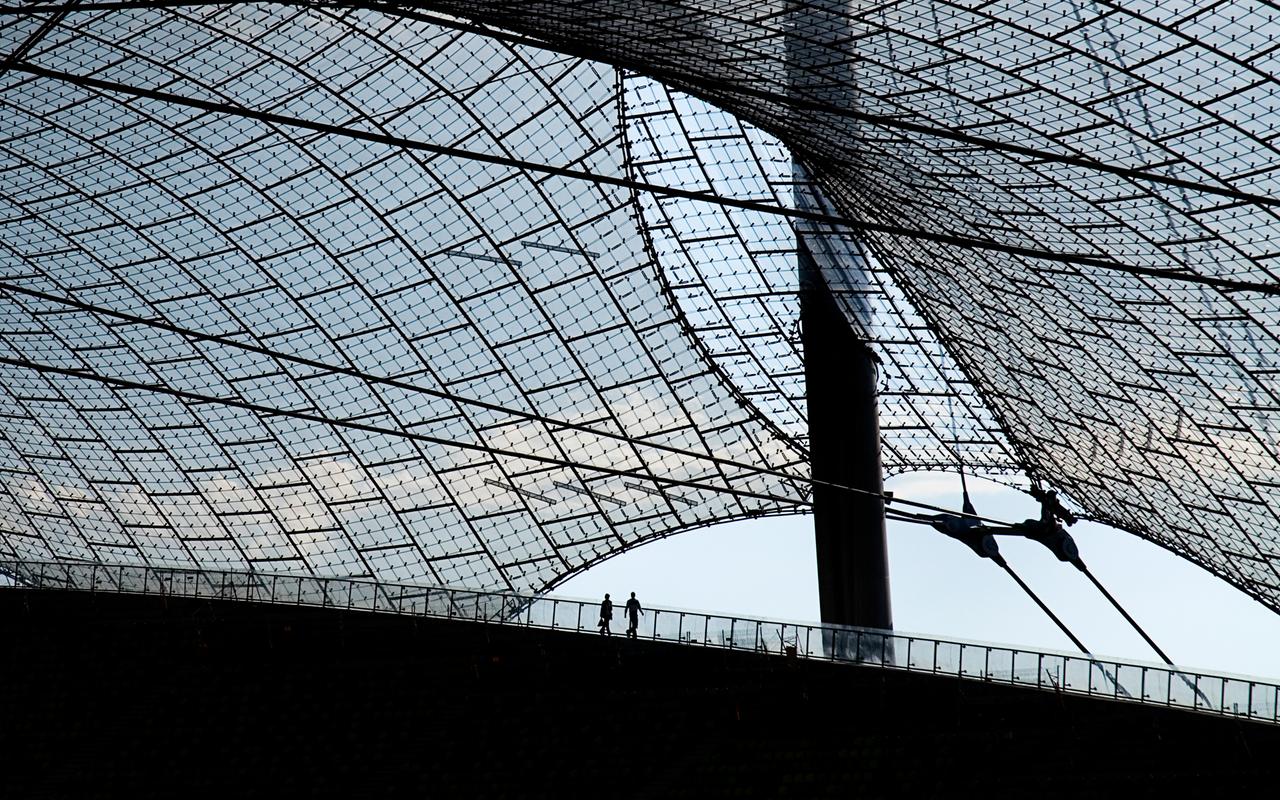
xmin=800 ymin=242 xmax=893 ymax=631
xmin=789 ymin=0 xmax=892 ymax=632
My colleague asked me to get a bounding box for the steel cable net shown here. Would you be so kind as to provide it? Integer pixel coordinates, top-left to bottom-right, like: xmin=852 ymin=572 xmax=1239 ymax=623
xmin=417 ymin=0 xmax=1280 ymax=603
xmin=0 ymin=4 xmax=818 ymax=591
xmin=1 ymin=1 xmax=1279 ymax=609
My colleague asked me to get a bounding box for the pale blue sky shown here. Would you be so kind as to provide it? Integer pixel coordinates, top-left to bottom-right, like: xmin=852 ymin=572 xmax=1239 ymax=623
xmin=561 ymin=471 xmax=1280 ymax=681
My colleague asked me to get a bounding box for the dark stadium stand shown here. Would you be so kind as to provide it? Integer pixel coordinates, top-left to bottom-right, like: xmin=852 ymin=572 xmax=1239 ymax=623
xmin=0 ymin=586 xmax=1275 ymax=798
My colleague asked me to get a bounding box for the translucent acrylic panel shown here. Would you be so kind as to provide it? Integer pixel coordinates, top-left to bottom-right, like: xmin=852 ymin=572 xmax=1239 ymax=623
xmin=522 ymin=597 xmax=557 ymax=628
xmin=904 ymin=637 xmax=936 ymax=671
xmin=1109 ymin=663 xmax=1145 ymax=700
xmin=347 ymin=582 xmax=378 ymax=612
xmin=372 ymin=585 xmax=406 ymax=613
xmin=1143 ymin=668 xmax=1171 ymax=705
xmin=704 ymin=615 xmax=737 ymax=648
xmin=1011 ymin=650 xmax=1042 ymax=685
xmin=1167 ymin=671 xmax=1202 ymax=708
xmin=119 ymin=566 xmax=158 ymax=595
xmin=388 ymin=589 xmax=430 ymax=615
xmin=1060 ymin=656 xmax=1094 ymax=692
xmin=228 ymin=574 xmax=265 ymax=603
xmin=823 ymin=628 xmax=892 ymax=663
xmin=757 ymin=622 xmax=801 ymax=656
xmin=1221 ymin=679 xmax=1256 ymax=717
xmin=1087 ymin=661 xmax=1123 ymax=696
xmin=449 ymin=591 xmax=484 ymax=620
xmin=90 ymin=564 xmax=126 ymax=592
xmin=645 ymin=609 xmax=672 ymax=640
xmin=1193 ymin=675 xmax=1224 ymax=711
xmin=1039 ymin=654 xmax=1069 ymax=691
xmin=552 ymin=598 xmax=585 ymax=632
xmin=959 ymin=644 xmax=988 ymax=678
xmin=456 ymin=592 xmax=504 ymax=622
xmin=424 ymin=589 xmax=455 ymax=619
xmin=933 ymin=641 xmax=962 ymax=674
xmin=983 ymin=647 xmax=1016 ymax=682
xmin=673 ymin=611 xmax=709 ymax=645
xmin=863 ymin=633 xmax=896 ymax=665
xmin=1248 ymin=683 xmax=1279 ymax=721
xmin=175 ymin=571 xmax=212 ymax=600
xmin=61 ymin=563 xmax=95 ymax=591
xmin=794 ymin=627 xmax=818 ymax=658
xmin=89 ymin=566 xmax=121 ymax=594
xmin=273 ymin=576 xmax=304 ymax=606
xmin=296 ymin=577 xmax=331 ymax=608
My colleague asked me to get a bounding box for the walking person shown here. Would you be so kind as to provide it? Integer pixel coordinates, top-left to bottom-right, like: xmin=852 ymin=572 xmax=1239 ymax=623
xmin=624 ymin=592 xmax=643 ymax=639
xmin=598 ymin=593 xmax=613 ymax=636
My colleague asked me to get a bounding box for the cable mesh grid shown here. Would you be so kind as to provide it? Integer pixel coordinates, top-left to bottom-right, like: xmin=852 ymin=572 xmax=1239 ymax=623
xmin=2 ymin=1 xmax=1280 ymax=608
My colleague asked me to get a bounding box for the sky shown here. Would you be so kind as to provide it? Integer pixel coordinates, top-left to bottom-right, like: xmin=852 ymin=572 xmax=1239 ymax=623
xmin=560 ymin=471 xmax=1280 ymax=681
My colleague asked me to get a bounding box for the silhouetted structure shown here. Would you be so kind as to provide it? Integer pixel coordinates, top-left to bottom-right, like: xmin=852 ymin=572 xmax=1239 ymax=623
xmin=3 ymin=7 xmax=1280 ymax=789
xmin=1 ymin=586 xmax=1276 ymax=798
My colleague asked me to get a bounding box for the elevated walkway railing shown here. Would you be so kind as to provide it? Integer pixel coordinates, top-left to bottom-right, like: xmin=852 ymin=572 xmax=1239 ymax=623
xmin=2 ymin=559 xmax=1276 ymax=725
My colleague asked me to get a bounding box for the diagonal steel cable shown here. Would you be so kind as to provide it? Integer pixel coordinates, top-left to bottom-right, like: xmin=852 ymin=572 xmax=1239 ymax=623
xmin=0 ymin=281 xmax=1024 ymax=525
xmin=8 ymin=60 xmax=1280 ymax=295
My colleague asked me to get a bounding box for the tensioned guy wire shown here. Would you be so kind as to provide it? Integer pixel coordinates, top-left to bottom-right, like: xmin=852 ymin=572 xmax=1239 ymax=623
xmin=998 ymin=560 xmax=1091 ymax=655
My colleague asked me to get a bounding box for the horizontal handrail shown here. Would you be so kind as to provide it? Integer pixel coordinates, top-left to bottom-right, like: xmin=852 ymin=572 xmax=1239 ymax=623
xmin=1 ymin=559 xmax=1275 ymax=725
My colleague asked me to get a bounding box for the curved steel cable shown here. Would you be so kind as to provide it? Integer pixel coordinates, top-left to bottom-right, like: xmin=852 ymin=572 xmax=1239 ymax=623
xmin=11 ymin=61 xmax=1280 ymax=296
xmin=6 ymin=2 xmax=1280 ymax=211
xmin=0 ymin=354 xmax=812 ymax=508
xmin=4 ymin=0 xmax=1280 ymax=612
xmin=0 ymin=281 xmax=1026 ymax=526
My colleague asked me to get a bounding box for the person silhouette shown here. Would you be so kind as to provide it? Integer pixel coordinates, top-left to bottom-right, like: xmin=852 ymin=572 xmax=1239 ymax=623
xmin=624 ymin=592 xmax=643 ymax=639
xmin=598 ymin=593 xmax=613 ymax=636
